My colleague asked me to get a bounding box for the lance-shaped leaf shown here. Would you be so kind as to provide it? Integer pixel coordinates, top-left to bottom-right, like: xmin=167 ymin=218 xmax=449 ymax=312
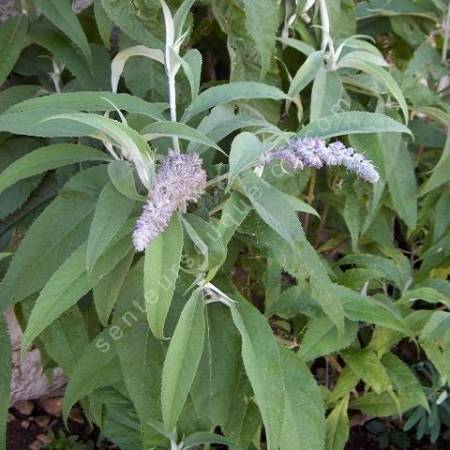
xmin=239 ymin=172 xmax=345 ymax=335
xmin=35 ymin=0 xmax=92 ymax=63
xmin=5 ymin=91 xmax=168 ymax=121
xmin=111 ymin=46 xmax=164 ymax=92
xmin=297 ymin=112 xmax=411 ymax=140
xmin=161 ymin=289 xmax=205 ymax=431
xmin=22 ymin=226 xmax=133 ymax=350
xmin=326 ymin=396 xmax=349 ymax=450
xmin=288 ymin=51 xmax=325 ymax=103
xmin=230 ymin=299 xmax=284 ymax=450
xmin=141 ymin=121 xmax=221 ymax=150
xmin=228 ymin=132 xmax=266 ymax=190
xmin=63 ymin=331 xmax=122 ymax=421
xmin=280 ymin=348 xmax=325 ymax=450
xmin=144 ymin=215 xmax=183 ymax=339
xmin=242 ymin=0 xmax=279 ymax=77
xmin=0 ymin=16 xmax=28 ymax=86
xmin=87 ymin=181 xmax=135 ymax=274
xmin=337 ymin=57 xmax=408 ymax=122
xmin=0 ymin=144 xmax=111 ymax=195
xmin=0 ymin=166 xmax=108 ymax=310
xmin=182 ymin=82 xmax=289 ymax=121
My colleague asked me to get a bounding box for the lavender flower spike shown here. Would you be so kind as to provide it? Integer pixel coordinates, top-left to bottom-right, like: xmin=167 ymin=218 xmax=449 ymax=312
xmin=72 ymin=0 xmax=94 ymax=13
xmin=0 ymin=0 xmax=18 ymax=23
xmin=133 ymin=150 xmax=207 ymax=252
xmin=263 ymin=137 xmax=380 ymax=183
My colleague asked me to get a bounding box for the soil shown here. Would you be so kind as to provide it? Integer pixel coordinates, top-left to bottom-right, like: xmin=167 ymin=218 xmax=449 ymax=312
xmin=7 ymin=400 xmax=118 ymax=450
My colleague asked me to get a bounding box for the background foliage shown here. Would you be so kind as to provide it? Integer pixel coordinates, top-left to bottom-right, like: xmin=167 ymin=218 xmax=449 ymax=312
xmin=0 ymin=0 xmax=450 ymax=449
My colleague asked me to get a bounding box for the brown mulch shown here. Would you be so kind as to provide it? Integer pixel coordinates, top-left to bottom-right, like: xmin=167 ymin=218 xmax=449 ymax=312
xmin=7 ymin=398 xmax=118 ymax=450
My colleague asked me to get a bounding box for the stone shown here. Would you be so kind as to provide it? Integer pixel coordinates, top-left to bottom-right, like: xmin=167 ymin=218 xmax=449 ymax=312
xmin=40 ymin=397 xmax=63 ymax=417
xmin=13 ymin=400 xmax=34 ymax=416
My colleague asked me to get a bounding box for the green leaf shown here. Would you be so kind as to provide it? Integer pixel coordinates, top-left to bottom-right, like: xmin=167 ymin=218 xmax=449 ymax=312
xmin=63 ymin=332 xmax=123 ymax=421
xmin=22 ymin=226 xmax=133 ymax=350
xmin=87 ymin=181 xmax=135 ymax=274
xmin=388 ymin=140 xmax=417 ymax=230
xmin=141 ymin=121 xmax=221 ymax=150
xmin=351 ymin=391 xmax=418 ymax=417
xmin=0 ymin=315 xmax=11 ymax=450
xmin=144 ymin=215 xmax=183 ymax=339
xmin=277 ymin=37 xmax=315 ymax=56
xmin=0 ymin=166 xmax=108 ymax=309
xmin=100 ymin=0 xmax=163 ymax=49
xmin=187 ymin=105 xmax=269 ymax=155
xmin=38 ymin=306 xmax=90 ymax=374
xmin=183 ymin=214 xmax=226 ymax=274
xmin=182 ymin=82 xmax=289 ymax=121
xmin=94 ymin=251 xmax=134 ymax=326
xmin=421 ymin=133 xmax=450 ymax=195
xmin=297 ymin=112 xmax=411 ymax=140
xmin=173 ymin=0 xmax=196 ymax=37
xmin=0 ymin=254 xmax=11 ymax=262
xmin=3 ymin=91 xmax=167 ymax=125
xmin=21 ymin=243 xmax=90 ymax=350
xmin=338 ymin=253 xmax=410 ymax=291
xmin=191 ymin=304 xmax=242 ymax=428
xmin=20 ymin=112 xmax=155 ymax=189
xmin=299 ymin=317 xmax=358 ymax=362
xmin=288 ymin=51 xmax=325 ymax=101
xmin=336 ymin=286 xmax=409 ymax=333
xmin=113 ymin=265 xmax=167 ymax=447
xmin=0 ymin=144 xmax=111 ymax=195
xmin=420 ymin=311 xmax=450 ymax=341
xmin=326 ymin=396 xmax=349 ymax=450
xmin=180 ymin=49 xmax=202 ymax=101
xmin=108 ymin=160 xmax=145 ymax=201
xmin=183 ymin=432 xmax=241 ymax=449
xmin=0 ymin=16 xmax=28 ymax=86
xmin=111 ymin=45 xmax=164 ymax=93
xmin=280 ymin=348 xmax=325 ymax=450
xmin=228 ymin=132 xmax=266 ymax=190
xmin=29 ymin=23 xmax=108 ymax=90
xmin=35 ymin=0 xmax=92 ymax=63
xmin=382 ymin=353 xmax=428 ymax=410
xmin=337 ymin=58 xmax=408 ymax=122
xmin=310 ymin=68 xmax=344 ymax=122
xmin=240 ymin=172 xmax=345 ymax=334
xmin=356 ymin=0 xmax=439 ymax=20
xmin=342 ymin=348 xmax=392 ymax=394
xmin=94 ymin=0 xmax=113 ymax=48
xmin=239 ymin=171 xmax=303 ymax=248
xmin=0 ymin=85 xmax=43 ymax=115
xmin=230 ymin=299 xmax=284 ymax=450
xmin=328 ymin=368 xmax=359 ymax=405
xmin=242 ymin=0 xmax=279 ymax=76
xmin=161 ymin=289 xmax=205 ymax=431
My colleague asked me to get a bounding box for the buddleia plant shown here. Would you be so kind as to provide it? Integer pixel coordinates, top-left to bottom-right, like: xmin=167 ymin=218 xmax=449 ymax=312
xmin=0 ymin=0 xmax=449 ymax=450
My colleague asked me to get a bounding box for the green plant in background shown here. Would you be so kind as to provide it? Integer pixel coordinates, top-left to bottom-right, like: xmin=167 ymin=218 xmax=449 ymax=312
xmin=403 ymin=362 xmax=450 ymax=443
xmin=0 ymin=0 xmax=449 ymax=449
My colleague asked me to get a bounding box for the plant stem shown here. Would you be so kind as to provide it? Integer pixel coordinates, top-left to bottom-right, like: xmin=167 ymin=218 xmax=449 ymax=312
xmin=315 ymin=203 xmax=329 ymax=247
xmin=168 ymin=71 xmax=181 ymax=153
xmin=304 ymin=171 xmax=316 ymax=232
xmin=442 ymin=6 xmax=450 ymax=64
xmin=318 ymin=0 xmax=330 ymax=52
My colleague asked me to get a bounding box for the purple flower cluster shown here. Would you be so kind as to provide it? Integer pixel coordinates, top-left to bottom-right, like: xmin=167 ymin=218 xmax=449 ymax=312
xmin=263 ymin=138 xmax=380 ymax=183
xmin=71 ymin=0 xmax=93 ymax=13
xmin=0 ymin=0 xmax=18 ymax=23
xmin=133 ymin=150 xmax=207 ymax=252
